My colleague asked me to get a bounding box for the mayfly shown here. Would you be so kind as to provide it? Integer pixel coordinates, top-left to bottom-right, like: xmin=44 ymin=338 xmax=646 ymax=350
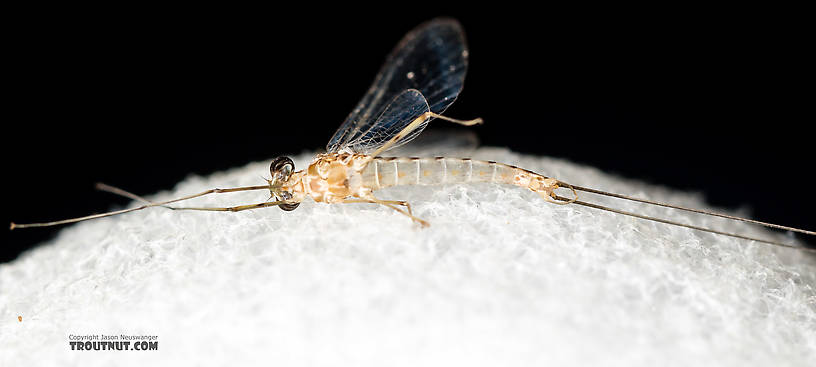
xmin=10 ymin=18 xmax=816 ymax=252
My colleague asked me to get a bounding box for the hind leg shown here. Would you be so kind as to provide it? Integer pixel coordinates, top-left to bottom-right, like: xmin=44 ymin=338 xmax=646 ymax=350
xmin=365 ymin=112 xmax=482 ymax=161
xmin=343 ymin=196 xmax=429 ymax=227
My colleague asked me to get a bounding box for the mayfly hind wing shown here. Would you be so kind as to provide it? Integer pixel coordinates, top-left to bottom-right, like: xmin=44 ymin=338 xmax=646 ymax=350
xmin=343 ymin=89 xmax=430 ymax=153
xmin=326 ymin=18 xmax=469 ymax=154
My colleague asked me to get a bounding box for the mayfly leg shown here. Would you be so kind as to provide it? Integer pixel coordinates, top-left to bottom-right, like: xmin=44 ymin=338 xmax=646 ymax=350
xmin=343 ymin=198 xmax=415 ymax=216
xmin=169 ymin=201 xmax=289 ymax=212
xmin=94 ymin=182 xmax=188 ymax=210
xmin=367 ymin=112 xmax=483 ymax=160
xmin=97 ymin=183 xmax=290 ymax=213
xmin=9 ymin=184 xmax=272 ymax=230
xmin=343 ymin=197 xmax=429 ymax=227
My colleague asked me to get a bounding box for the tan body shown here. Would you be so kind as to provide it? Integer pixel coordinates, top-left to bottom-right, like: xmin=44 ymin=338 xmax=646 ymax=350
xmin=283 ymin=153 xmax=564 ymax=213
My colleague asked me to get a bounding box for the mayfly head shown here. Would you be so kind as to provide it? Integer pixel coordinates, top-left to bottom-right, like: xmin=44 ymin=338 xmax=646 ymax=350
xmin=268 ymin=156 xmax=301 ymax=211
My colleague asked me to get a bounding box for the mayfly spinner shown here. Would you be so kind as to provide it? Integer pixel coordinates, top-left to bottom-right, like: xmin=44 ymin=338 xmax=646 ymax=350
xmin=10 ymin=18 xmax=816 ymax=252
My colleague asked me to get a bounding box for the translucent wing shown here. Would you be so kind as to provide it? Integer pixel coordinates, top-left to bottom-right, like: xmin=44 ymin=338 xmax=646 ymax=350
xmin=344 ymin=89 xmax=430 ymax=154
xmin=326 ymin=18 xmax=469 ymax=153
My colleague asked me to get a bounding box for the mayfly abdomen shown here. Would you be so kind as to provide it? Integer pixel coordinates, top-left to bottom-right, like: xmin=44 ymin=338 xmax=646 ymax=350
xmin=362 ymin=157 xmax=547 ymax=191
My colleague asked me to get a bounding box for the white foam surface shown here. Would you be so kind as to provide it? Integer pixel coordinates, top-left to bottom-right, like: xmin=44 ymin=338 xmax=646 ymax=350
xmin=2 ymin=144 xmax=815 ymax=366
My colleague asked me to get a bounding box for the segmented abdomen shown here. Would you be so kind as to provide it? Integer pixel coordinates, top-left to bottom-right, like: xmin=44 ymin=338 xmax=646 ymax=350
xmin=360 ymin=157 xmax=558 ymax=196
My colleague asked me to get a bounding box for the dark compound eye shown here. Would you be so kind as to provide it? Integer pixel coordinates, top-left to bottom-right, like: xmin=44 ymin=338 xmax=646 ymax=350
xmin=270 ymin=156 xmax=295 ymax=182
xmin=269 ymin=157 xmax=299 ymax=211
xmin=278 ymin=191 xmax=299 ymax=211
xmin=279 ymin=202 xmax=300 ymax=211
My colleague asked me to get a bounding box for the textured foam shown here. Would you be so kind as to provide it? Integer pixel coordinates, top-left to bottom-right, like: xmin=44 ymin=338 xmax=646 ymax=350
xmin=2 ymin=144 xmax=815 ymax=366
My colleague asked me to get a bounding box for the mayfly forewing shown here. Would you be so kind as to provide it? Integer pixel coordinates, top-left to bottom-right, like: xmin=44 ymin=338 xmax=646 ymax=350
xmin=345 ymin=89 xmax=430 ymax=153
xmin=326 ymin=18 xmax=469 ymax=154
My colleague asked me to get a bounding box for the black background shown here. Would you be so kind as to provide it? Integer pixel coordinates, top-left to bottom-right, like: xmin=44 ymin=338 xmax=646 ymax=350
xmin=3 ymin=8 xmax=813 ymax=262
